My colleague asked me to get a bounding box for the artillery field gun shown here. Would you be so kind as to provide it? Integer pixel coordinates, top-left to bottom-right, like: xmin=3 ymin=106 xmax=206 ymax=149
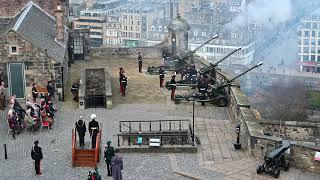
xmin=165 ymin=46 xmax=242 ymax=90
xmin=147 ymin=35 xmax=219 ymax=75
xmin=174 ymin=62 xmax=263 ymax=107
xmin=256 ymin=143 xmax=291 ymax=178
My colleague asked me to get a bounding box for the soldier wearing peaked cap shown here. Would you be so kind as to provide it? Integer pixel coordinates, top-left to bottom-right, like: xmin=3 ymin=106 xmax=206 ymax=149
xmin=89 ymin=114 xmax=100 ymax=149
xmin=75 ymin=116 xmax=86 ymax=148
xmin=170 ymin=74 xmax=176 ymax=100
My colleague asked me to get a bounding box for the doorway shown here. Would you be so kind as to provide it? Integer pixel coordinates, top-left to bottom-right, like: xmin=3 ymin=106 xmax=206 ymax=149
xmin=8 ymin=63 xmax=25 ymax=99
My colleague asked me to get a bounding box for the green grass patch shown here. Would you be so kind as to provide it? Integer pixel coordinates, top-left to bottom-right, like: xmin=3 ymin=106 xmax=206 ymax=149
xmin=308 ymin=91 xmax=320 ymax=108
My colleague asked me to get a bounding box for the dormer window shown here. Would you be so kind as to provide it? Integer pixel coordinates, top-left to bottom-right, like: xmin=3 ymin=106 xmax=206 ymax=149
xmin=10 ymin=45 xmax=18 ymax=55
xmin=159 ymin=26 xmax=162 ymax=32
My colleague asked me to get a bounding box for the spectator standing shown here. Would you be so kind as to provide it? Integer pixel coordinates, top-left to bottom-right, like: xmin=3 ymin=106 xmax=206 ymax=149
xmin=0 ymin=81 xmax=6 ymax=109
xmin=31 ymin=140 xmax=43 ymax=175
xmin=138 ymin=52 xmax=143 ymax=73
xmin=89 ymin=114 xmax=100 ymax=149
xmin=111 ymin=149 xmax=123 ymax=180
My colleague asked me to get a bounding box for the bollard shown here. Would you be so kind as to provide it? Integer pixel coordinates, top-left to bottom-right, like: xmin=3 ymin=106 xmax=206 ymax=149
xmin=4 ymin=144 xmax=8 ymax=159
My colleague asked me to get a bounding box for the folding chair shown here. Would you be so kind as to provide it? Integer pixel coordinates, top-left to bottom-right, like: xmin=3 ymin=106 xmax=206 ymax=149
xmin=41 ymin=118 xmax=50 ymax=131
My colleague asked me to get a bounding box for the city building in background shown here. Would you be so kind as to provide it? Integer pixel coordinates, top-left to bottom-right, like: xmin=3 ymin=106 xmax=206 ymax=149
xmin=298 ymin=8 xmax=320 ymax=72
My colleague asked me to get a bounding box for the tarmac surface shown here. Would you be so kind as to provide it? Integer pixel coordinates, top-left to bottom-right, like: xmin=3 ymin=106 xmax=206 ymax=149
xmin=0 ymin=56 xmax=319 ymax=180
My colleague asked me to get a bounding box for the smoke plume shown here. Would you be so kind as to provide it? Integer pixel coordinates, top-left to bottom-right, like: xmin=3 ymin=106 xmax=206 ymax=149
xmin=227 ymin=0 xmax=292 ymax=30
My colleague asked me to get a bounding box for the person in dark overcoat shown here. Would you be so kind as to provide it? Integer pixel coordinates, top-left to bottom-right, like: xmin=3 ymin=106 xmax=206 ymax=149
xmin=31 ymin=140 xmax=43 ymax=175
xmin=75 ymin=116 xmax=86 ymax=147
xmin=89 ymin=114 xmax=100 ymax=149
xmin=111 ymin=149 xmax=123 ymax=180
xmin=159 ymin=66 xmax=165 ymax=88
xmin=170 ymin=75 xmax=176 ymax=100
xmin=104 ymin=141 xmax=115 ymax=176
xmin=138 ymin=52 xmax=143 ymax=73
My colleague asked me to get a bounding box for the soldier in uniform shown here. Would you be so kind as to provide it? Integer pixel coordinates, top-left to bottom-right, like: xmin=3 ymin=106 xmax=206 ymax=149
xmin=119 ymin=67 xmax=124 ymax=93
xmin=170 ymin=75 xmax=176 ymax=100
xmin=31 ymin=140 xmax=43 ymax=175
xmin=121 ymin=74 xmax=128 ymax=96
xmin=89 ymin=114 xmax=100 ymax=149
xmin=198 ymin=74 xmax=209 ymax=106
xmin=159 ymin=66 xmax=165 ymax=88
xmin=75 ymin=116 xmax=86 ymax=148
xmin=138 ymin=52 xmax=143 ymax=73
xmin=104 ymin=141 xmax=115 ymax=176
xmin=32 ymin=83 xmax=38 ymax=101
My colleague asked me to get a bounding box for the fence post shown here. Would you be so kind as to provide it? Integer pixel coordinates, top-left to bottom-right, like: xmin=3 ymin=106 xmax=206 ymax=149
xmin=169 ymin=121 xmax=171 ymax=131
xmin=129 ymin=122 xmax=131 ymax=132
xmin=149 ymin=121 xmax=151 ymax=131
xmin=118 ymin=135 xmax=120 ymax=147
xmin=128 ymin=135 xmax=130 ymax=146
xmin=159 ymin=121 xmax=161 ymax=131
xmin=179 ymin=121 xmax=182 ymax=130
xmin=4 ymin=144 xmax=7 ymax=160
xmin=139 ymin=122 xmax=141 ymax=132
xmin=119 ymin=122 xmax=122 ymax=132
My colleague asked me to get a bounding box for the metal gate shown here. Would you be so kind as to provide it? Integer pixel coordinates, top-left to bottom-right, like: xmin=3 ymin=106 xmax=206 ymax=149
xmin=85 ymin=95 xmax=106 ymax=108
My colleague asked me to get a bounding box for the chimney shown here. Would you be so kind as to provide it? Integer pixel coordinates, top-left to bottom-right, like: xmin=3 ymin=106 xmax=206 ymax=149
xmin=55 ymin=3 xmax=64 ymax=43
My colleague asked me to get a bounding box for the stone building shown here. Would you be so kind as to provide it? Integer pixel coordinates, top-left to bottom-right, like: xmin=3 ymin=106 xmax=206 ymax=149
xmin=0 ymin=0 xmax=63 ymax=17
xmin=0 ymin=2 xmax=69 ymax=99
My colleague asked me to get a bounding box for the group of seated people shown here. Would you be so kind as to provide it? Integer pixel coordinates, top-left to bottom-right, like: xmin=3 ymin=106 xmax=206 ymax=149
xmin=7 ymin=83 xmax=57 ymax=139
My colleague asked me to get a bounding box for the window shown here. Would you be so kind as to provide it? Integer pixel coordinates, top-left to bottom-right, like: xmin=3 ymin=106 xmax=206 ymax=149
xmin=151 ymin=26 xmax=155 ymax=31
xmin=304 ymin=31 xmax=310 ymax=37
xmin=194 ymin=30 xmax=198 ymax=36
xmin=304 ymin=39 xmax=309 ymax=45
xmin=159 ymin=26 xmax=162 ymax=32
xmin=312 ymin=31 xmax=316 ymax=37
xmin=303 ymin=55 xmax=309 ymax=61
xmin=311 ymin=55 xmax=316 ymax=61
xmin=311 ymin=38 xmax=316 ymax=45
xmin=303 ymin=47 xmax=309 ymax=53
xmin=10 ymin=46 xmax=18 ymax=54
xmin=311 ymin=46 xmax=316 ymax=53
xmin=201 ymin=31 xmax=206 ymax=36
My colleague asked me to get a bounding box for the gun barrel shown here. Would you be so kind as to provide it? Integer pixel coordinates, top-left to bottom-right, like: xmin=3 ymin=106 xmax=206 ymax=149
xmin=228 ymin=61 xmax=263 ymax=83
xmin=211 ymin=47 xmax=242 ymax=67
xmin=180 ymin=35 xmax=219 ymax=59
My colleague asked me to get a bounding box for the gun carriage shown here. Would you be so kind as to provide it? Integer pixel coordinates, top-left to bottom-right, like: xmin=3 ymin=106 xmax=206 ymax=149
xmin=256 ymin=143 xmax=291 ymax=178
xmin=147 ymin=35 xmax=219 ymax=75
xmin=165 ymin=46 xmax=242 ymax=90
xmin=174 ymin=62 xmax=263 ymax=107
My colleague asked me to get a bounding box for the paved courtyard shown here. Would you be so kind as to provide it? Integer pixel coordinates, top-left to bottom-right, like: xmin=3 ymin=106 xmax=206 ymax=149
xmin=0 ymin=57 xmax=319 ymax=180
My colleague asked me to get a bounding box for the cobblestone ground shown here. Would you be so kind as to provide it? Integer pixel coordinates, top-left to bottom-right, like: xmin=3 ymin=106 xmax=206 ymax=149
xmin=0 ymin=57 xmax=319 ymax=180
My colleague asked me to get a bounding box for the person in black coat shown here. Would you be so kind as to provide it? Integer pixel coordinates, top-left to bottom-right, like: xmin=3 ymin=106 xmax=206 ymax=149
xmin=46 ymin=81 xmax=55 ymax=98
xmin=104 ymin=141 xmax=115 ymax=176
xmin=170 ymin=75 xmax=176 ymax=100
xmin=159 ymin=66 xmax=165 ymax=88
xmin=32 ymin=83 xmax=38 ymax=101
xmin=89 ymin=114 xmax=100 ymax=149
xmin=75 ymin=116 xmax=86 ymax=147
xmin=121 ymin=74 xmax=128 ymax=96
xmin=31 ymin=140 xmax=43 ymax=175
xmin=138 ymin=52 xmax=143 ymax=73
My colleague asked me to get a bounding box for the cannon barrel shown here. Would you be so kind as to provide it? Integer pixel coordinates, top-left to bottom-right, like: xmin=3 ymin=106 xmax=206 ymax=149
xmin=201 ymin=47 xmax=242 ymax=74
xmin=227 ymin=62 xmax=263 ymax=83
xmin=265 ymin=142 xmax=291 ymax=163
xmin=179 ymin=34 xmax=219 ymax=59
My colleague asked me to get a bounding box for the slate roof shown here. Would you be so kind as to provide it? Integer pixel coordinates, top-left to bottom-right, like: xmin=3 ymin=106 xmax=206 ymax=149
xmin=0 ymin=1 xmax=67 ymax=64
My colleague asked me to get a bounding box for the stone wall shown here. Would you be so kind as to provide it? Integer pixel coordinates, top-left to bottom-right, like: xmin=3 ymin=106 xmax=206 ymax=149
xmin=261 ymin=120 xmax=320 ymax=141
xmin=0 ymin=31 xmax=66 ymax=99
xmin=291 ymin=142 xmax=320 ymax=174
xmin=91 ymin=46 xmax=164 ymax=59
xmin=215 ymin=69 xmax=320 ymax=173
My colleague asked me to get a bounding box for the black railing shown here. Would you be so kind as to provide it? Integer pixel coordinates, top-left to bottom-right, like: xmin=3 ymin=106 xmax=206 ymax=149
xmin=85 ymin=95 xmax=106 ymax=108
xmin=118 ymin=120 xmax=193 ymax=147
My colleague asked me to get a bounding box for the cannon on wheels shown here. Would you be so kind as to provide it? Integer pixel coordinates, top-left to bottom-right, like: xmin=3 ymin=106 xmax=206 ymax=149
xmin=256 ymin=142 xmax=291 ymax=178
xmin=165 ymin=46 xmax=242 ymax=90
xmin=148 ymin=35 xmax=219 ymax=75
xmin=174 ymin=62 xmax=263 ymax=107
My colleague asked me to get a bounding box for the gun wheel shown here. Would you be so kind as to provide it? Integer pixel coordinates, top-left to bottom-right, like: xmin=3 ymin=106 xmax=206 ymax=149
xmin=256 ymin=165 xmax=263 ymax=174
xmin=215 ymin=96 xmax=228 ymax=107
xmin=273 ymin=169 xmax=280 ymax=178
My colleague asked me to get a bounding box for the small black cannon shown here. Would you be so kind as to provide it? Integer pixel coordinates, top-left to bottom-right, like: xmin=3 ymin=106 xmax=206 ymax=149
xmin=256 ymin=142 xmax=291 ymax=178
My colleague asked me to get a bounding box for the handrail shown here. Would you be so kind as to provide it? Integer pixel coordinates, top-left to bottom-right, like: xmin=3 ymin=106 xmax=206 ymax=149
xmin=72 ymin=129 xmax=76 ymax=166
xmin=119 ymin=119 xmax=190 ymax=123
xmin=94 ymin=129 xmax=101 ymax=164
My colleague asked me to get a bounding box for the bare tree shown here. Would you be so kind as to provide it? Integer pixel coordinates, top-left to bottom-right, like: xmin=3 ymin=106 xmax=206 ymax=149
xmin=255 ymin=79 xmax=308 ymax=121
